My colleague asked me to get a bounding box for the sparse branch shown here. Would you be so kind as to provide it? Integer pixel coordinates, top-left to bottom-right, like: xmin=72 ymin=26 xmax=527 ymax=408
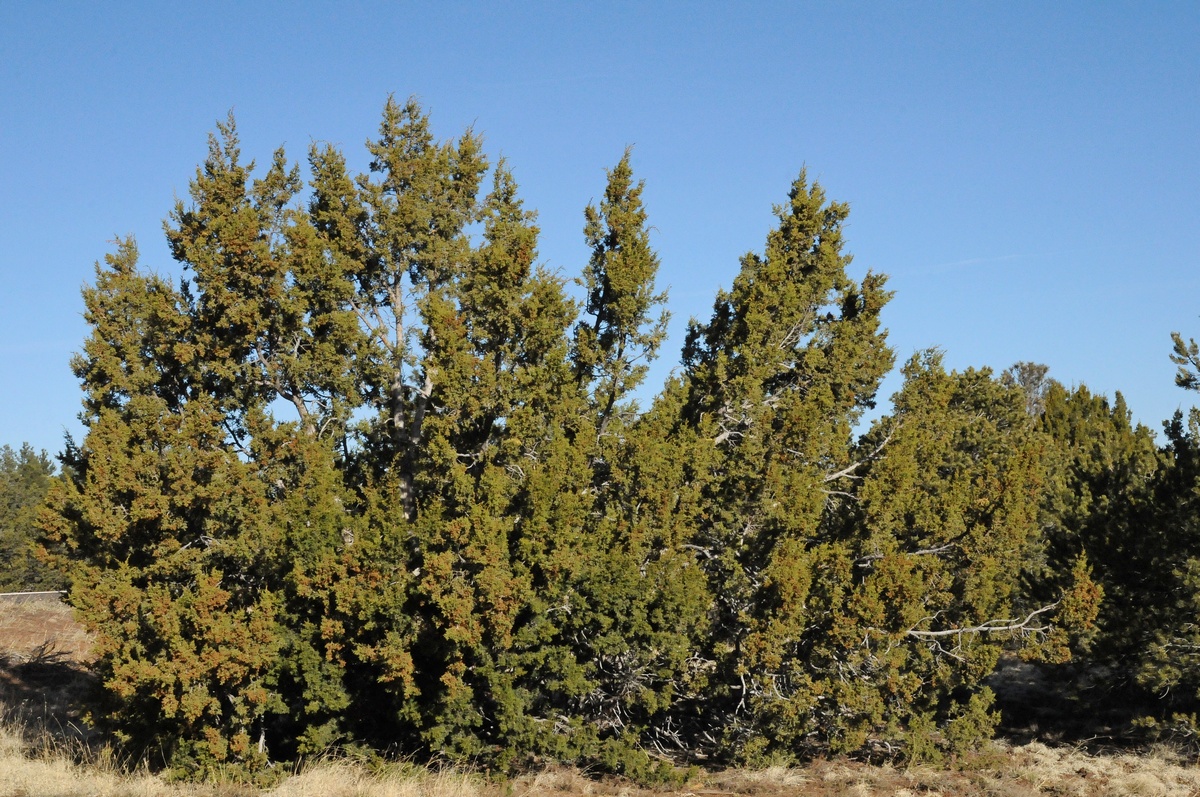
xmin=856 ymin=542 xmax=956 ymax=567
xmin=818 ymin=423 xmax=897 ymax=483
xmin=906 ymin=602 xmax=1058 ymax=640
xmin=681 ymin=543 xmax=717 ymax=560
xmin=1171 ymin=331 xmax=1200 ymax=392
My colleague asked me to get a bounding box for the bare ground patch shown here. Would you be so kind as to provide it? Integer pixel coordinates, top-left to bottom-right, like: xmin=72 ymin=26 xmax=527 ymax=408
xmin=0 ymin=592 xmax=91 ymax=664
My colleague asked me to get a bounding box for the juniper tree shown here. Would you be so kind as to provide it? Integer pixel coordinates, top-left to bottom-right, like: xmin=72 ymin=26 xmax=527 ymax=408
xmin=42 ymin=241 xmax=286 ymax=777
xmin=44 ymin=118 xmax=374 ymax=773
xmin=42 ymin=100 xmax=1115 ymax=778
xmin=1131 ymin=409 xmax=1200 ymax=708
xmin=1062 ymin=341 xmax=1200 ymax=729
xmin=165 ymin=116 xmax=358 ymax=433
xmin=165 ymin=119 xmax=376 ymax=760
xmin=677 ymin=170 xmax=894 ymax=760
xmin=1131 ymin=331 xmax=1200 ymax=708
xmin=559 ymin=154 xmax=708 ymax=776
xmin=573 ymin=149 xmax=669 ymax=432
xmin=391 ymin=161 xmax=594 ymax=761
xmin=1171 ymin=330 xmax=1200 ymax=392
xmin=1030 ymin=382 xmax=1158 ymax=663
xmin=840 ymin=353 xmax=1087 ymax=759
xmin=351 ymin=96 xmax=487 ymax=520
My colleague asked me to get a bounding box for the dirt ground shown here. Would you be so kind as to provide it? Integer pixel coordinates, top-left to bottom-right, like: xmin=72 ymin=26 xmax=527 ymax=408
xmin=0 ymin=592 xmax=91 ymax=664
xmin=0 ymin=590 xmax=95 ymax=750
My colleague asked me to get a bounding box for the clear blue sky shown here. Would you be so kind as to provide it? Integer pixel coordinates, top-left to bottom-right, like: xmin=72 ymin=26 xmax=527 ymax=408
xmin=2 ymin=2 xmax=1197 ymax=455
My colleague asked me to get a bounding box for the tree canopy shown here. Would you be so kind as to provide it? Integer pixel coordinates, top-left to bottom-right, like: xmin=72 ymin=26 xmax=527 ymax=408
xmin=27 ymin=97 xmax=1200 ymax=781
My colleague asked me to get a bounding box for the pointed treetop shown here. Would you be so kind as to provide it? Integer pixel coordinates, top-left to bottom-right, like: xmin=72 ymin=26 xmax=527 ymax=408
xmin=573 ymin=148 xmax=669 ymax=425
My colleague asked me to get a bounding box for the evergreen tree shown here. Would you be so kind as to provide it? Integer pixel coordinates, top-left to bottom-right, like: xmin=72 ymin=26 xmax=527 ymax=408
xmin=1139 ymin=328 xmax=1200 ymax=705
xmin=1171 ymin=330 xmax=1200 ymax=392
xmin=1032 ymin=382 xmax=1158 ymax=663
xmin=45 ymin=99 xmax=1129 ymax=779
xmin=562 ymin=154 xmax=707 ymax=776
xmin=676 ymin=170 xmax=894 ymax=759
xmin=573 ymin=149 xmax=669 ymax=431
xmin=392 ymin=160 xmax=594 ymax=761
xmin=44 ymin=120 xmax=370 ymax=774
xmin=43 ymin=240 xmax=285 ymax=776
xmin=163 ymin=118 xmax=367 ymax=761
xmin=162 ymin=113 xmax=360 ymax=439
xmin=351 ymin=96 xmax=487 ymax=520
xmin=0 ymin=443 xmax=61 ymax=592
xmin=842 ymin=354 xmax=1079 ymax=759
xmin=1132 ymin=408 xmax=1200 ymax=705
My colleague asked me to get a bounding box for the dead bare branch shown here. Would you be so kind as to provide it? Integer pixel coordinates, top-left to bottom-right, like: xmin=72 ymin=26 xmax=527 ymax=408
xmin=906 ymin=602 xmax=1058 ymax=640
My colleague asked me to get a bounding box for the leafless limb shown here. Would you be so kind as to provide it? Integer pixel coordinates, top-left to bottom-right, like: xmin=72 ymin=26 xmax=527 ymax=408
xmin=906 ymin=602 xmax=1058 ymax=640
xmin=821 ymin=489 xmax=857 ymax=501
xmin=818 ymin=423 xmax=897 ymax=484
xmin=856 ymin=542 xmax=957 ymax=567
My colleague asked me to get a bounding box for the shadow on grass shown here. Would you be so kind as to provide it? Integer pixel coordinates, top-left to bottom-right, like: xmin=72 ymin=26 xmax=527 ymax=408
xmin=989 ymin=656 xmax=1200 ymax=756
xmin=0 ymin=643 xmax=98 ymax=749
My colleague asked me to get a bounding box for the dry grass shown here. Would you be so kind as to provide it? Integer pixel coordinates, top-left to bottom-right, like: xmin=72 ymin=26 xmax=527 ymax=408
xmin=6 ymin=724 xmax=1200 ymax=797
xmin=0 ymin=593 xmax=92 ymax=665
xmin=268 ymin=761 xmax=488 ymax=797
xmin=0 ymin=723 xmax=493 ymax=797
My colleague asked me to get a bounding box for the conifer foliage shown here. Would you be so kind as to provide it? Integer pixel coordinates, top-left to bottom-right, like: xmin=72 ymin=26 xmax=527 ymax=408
xmin=0 ymin=443 xmax=61 ymax=591
xmin=43 ymin=99 xmax=1090 ymax=778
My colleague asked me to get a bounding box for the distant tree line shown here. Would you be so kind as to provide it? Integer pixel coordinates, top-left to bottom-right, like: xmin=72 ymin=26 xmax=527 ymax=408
xmin=10 ymin=97 xmax=1200 ymax=780
xmin=0 ymin=444 xmax=62 ymax=592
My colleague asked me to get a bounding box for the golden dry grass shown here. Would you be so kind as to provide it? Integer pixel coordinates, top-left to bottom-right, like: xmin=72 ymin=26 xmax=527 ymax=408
xmin=0 ymin=723 xmax=491 ymax=797
xmin=0 ymin=723 xmax=202 ymax=797
xmin=0 ymin=594 xmax=92 ymax=665
xmin=268 ymin=761 xmax=487 ymax=797
xmin=6 ymin=730 xmax=1200 ymax=797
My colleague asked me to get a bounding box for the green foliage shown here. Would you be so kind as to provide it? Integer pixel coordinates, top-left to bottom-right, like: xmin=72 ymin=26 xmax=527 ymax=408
xmin=1032 ymin=381 xmax=1159 ymax=662
xmin=673 ymin=170 xmax=895 ymax=758
xmin=1171 ymin=331 xmax=1200 ymax=392
xmin=1026 ymin=343 xmax=1200 ymax=738
xmin=1125 ymin=408 xmax=1200 ymax=702
xmin=45 ymin=99 xmax=1145 ymax=780
xmin=844 ymin=355 xmax=1044 ymax=755
xmin=573 ymin=148 xmax=669 ymax=427
xmin=0 ymin=443 xmax=61 ymax=591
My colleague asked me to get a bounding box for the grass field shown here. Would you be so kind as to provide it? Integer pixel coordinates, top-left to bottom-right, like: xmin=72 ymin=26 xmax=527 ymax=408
xmin=4 ymin=594 xmax=1200 ymax=796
